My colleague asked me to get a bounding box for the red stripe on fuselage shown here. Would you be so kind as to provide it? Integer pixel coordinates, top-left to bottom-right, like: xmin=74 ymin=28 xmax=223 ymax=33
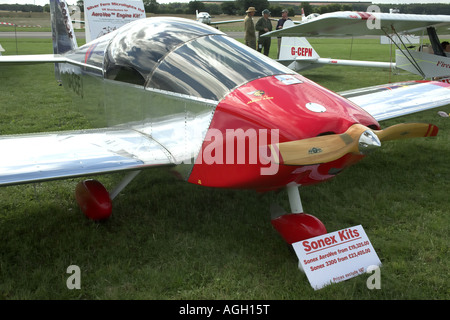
xmin=84 ymin=43 xmax=98 ymax=63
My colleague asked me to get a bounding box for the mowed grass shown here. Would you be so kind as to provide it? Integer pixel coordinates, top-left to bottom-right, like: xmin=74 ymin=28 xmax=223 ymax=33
xmin=0 ymin=29 xmax=449 ymax=300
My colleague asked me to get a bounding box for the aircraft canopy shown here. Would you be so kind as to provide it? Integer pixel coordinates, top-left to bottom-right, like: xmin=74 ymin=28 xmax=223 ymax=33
xmin=69 ymin=17 xmax=294 ymax=100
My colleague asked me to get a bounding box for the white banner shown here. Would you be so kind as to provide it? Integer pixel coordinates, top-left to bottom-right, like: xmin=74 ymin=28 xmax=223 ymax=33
xmin=293 ymin=225 xmax=381 ymax=290
xmin=84 ymin=0 xmax=146 ymax=42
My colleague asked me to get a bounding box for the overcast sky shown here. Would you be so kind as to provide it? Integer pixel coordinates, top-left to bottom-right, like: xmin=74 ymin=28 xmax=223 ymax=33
xmin=1 ymin=0 xmax=449 ymax=7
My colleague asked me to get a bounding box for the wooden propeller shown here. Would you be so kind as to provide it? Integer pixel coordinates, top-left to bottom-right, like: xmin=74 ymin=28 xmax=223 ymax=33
xmin=271 ymin=123 xmax=438 ymax=166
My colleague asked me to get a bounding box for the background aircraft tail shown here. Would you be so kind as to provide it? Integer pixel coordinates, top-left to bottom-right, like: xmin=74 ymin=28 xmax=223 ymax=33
xmin=277 ymin=36 xmax=322 ymax=71
xmin=50 ymin=0 xmax=78 ymax=55
xmin=278 ymin=35 xmax=395 ymax=72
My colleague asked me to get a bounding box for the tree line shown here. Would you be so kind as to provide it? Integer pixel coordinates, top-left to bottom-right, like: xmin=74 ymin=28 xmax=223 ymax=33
xmin=0 ymin=4 xmax=43 ymax=13
xmin=1 ymin=1 xmax=449 ymax=17
xmin=140 ymin=1 xmax=450 ymax=17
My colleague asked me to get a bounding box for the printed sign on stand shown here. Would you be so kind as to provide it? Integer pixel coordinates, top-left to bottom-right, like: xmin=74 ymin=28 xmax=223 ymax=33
xmin=84 ymin=0 xmax=146 ymax=42
xmin=293 ymin=225 xmax=381 ymax=290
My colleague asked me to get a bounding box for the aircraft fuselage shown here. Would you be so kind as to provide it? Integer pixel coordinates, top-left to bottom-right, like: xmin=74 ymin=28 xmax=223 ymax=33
xmin=57 ymin=17 xmax=380 ymax=191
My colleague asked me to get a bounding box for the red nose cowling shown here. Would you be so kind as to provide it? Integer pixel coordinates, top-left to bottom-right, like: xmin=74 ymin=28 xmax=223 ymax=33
xmin=188 ymin=74 xmax=380 ymax=191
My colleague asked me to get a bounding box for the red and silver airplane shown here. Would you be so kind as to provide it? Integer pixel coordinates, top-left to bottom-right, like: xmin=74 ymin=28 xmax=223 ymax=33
xmin=1 ymin=0 xmax=450 ymax=244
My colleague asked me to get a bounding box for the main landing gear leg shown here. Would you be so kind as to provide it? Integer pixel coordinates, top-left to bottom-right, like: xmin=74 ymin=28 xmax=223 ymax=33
xmin=271 ymin=184 xmax=327 ymax=245
xmin=75 ymin=170 xmax=141 ymax=221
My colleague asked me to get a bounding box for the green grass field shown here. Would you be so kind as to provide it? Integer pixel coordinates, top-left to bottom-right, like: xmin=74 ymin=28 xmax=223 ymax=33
xmin=0 ymin=15 xmax=449 ymax=301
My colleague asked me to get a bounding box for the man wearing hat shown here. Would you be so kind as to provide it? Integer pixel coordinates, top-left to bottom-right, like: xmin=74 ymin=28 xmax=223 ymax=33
xmin=244 ymin=7 xmax=257 ymax=50
xmin=255 ymin=9 xmax=273 ymax=56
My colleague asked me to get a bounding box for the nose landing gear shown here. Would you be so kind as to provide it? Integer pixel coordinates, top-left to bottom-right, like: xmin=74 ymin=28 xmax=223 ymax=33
xmin=271 ymin=185 xmax=327 ymax=244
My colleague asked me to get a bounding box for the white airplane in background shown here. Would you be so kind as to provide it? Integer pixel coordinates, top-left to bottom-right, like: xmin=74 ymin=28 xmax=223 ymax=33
xmin=196 ymin=10 xmax=244 ymax=26
xmin=268 ymin=11 xmax=450 ymax=81
xmin=2 ymin=1 xmax=450 ymax=246
xmin=276 ymin=20 xmax=395 ymax=72
xmin=197 ymin=7 xmax=307 ymax=29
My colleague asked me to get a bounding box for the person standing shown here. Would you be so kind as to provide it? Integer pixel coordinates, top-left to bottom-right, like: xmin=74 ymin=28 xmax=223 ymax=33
xmin=255 ymin=9 xmax=273 ymax=56
xmin=244 ymin=7 xmax=257 ymax=50
xmin=276 ymin=9 xmax=291 ymax=58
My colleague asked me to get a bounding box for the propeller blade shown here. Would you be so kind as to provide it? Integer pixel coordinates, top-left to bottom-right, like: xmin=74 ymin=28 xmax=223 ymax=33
xmin=373 ymin=123 xmax=438 ymax=142
xmin=275 ymin=124 xmax=380 ymax=165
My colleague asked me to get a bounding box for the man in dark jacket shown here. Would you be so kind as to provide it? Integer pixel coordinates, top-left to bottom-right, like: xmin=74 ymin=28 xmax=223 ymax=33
xmin=255 ymin=9 xmax=273 ymax=56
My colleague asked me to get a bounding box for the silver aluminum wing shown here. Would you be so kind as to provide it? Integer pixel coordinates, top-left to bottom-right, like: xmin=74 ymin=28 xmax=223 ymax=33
xmin=0 ymin=127 xmax=175 ymax=186
xmin=340 ymin=80 xmax=450 ymax=121
xmin=0 ymin=54 xmax=102 ymax=72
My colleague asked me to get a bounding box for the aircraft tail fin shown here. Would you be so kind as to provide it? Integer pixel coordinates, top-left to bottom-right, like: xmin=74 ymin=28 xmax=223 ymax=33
xmin=50 ymin=0 xmax=78 ymax=55
xmin=278 ymin=36 xmax=322 ymax=71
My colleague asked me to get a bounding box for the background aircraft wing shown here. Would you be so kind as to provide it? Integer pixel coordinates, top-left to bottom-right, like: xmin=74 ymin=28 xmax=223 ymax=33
xmin=340 ymin=80 xmax=450 ymax=121
xmin=263 ymin=11 xmax=450 ymax=37
xmin=210 ymin=19 xmax=244 ymax=25
xmin=0 ymin=128 xmax=176 ymax=186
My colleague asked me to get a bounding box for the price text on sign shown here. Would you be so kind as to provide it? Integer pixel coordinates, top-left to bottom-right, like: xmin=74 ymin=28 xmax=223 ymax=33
xmin=293 ymin=225 xmax=381 ymax=290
